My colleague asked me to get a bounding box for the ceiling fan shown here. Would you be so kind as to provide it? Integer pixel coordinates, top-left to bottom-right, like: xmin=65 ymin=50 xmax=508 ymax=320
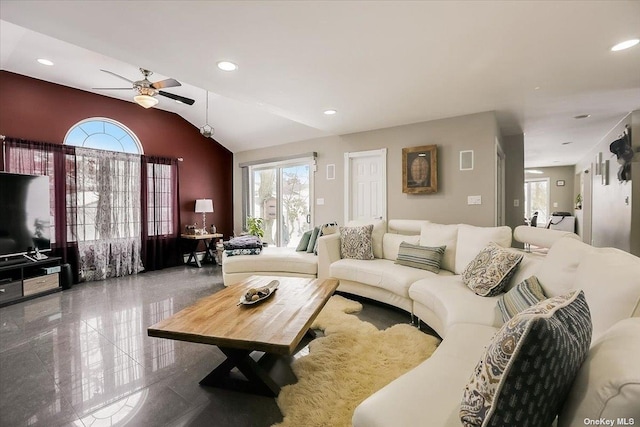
xmin=93 ymin=68 xmax=195 ymax=108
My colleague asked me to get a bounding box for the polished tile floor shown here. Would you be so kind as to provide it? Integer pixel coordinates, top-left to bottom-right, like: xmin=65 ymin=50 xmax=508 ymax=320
xmin=0 ymin=265 xmax=416 ymax=427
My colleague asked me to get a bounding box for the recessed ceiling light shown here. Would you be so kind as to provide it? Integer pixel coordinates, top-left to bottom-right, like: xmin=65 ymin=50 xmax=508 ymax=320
xmin=526 ymin=169 xmax=544 ymax=174
xmin=562 ymin=141 xmax=573 ymax=145
xmin=37 ymin=58 xmax=54 ymax=66
xmin=611 ymin=39 xmax=639 ymax=51
xmin=534 ymin=86 xmax=541 ymax=90
xmin=323 ymin=109 xmax=337 ymax=115
xmin=217 ymin=61 xmax=238 ymax=71
xmin=574 ymin=114 xmax=591 ymax=119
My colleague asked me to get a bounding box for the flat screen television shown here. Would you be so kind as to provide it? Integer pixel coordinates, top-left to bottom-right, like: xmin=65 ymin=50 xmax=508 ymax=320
xmin=0 ymin=172 xmax=52 ymax=258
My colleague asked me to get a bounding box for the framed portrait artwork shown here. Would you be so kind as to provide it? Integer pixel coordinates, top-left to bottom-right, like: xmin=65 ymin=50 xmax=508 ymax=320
xmin=402 ymin=144 xmax=438 ymax=194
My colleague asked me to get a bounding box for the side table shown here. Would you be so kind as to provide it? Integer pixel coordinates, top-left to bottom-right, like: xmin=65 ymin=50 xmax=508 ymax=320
xmin=181 ymin=233 xmax=224 ymax=268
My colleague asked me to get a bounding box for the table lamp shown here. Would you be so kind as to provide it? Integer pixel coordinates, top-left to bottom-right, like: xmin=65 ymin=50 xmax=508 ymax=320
xmin=195 ymin=199 xmax=214 ymax=233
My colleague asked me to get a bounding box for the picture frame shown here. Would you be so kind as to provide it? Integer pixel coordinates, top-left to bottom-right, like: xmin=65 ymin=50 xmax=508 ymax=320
xmin=556 ymin=180 xmax=565 ymax=186
xmin=402 ymin=144 xmax=438 ymax=194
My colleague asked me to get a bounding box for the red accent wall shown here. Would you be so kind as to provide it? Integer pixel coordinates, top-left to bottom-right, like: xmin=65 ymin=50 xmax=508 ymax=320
xmin=0 ymin=71 xmax=233 ymax=237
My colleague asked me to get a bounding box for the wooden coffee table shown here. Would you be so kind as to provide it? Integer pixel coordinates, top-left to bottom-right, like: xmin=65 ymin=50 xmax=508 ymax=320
xmin=147 ymin=275 xmax=339 ymax=396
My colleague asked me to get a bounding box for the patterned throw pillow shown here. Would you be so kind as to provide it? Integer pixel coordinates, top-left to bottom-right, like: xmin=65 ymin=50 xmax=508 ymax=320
xmin=225 ymin=247 xmax=261 ymax=257
xmin=460 ymin=290 xmax=592 ymax=427
xmin=497 ymin=276 xmax=547 ymax=322
xmin=462 ymin=243 xmax=523 ymax=297
xmin=340 ymin=225 xmax=374 ymax=260
xmin=395 ymin=242 xmax=445 ymax=274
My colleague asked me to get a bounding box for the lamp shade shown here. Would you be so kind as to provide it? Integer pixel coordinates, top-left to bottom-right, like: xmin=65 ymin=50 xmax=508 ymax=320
xmin=195 ymin=199 xmax=214 ymax=213
xmin=134 ymin=94 xmax=159 ymax=109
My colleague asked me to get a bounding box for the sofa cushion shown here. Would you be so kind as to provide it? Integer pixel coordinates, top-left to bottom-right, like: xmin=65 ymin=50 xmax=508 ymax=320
xmin=340 ymin=225 xmax=374 ymax=260
xmin=574 ymin=247 xmax=640 ymax=342
xmin=496 ymin=276 xmax=547 ymax=322
xmin=409 ymin=276 xmax=504 ymax=333
xmin=223 ymin=247 xmax=318 ymax=275
xmin=420 ymin=223 xmax=458 ymax=273
xmin=462 ymin=243 xmax=523 ymax=297
xmin=347 ymin=219 xmax=386 ymax=258
xmin=558 ymin=318 xmax=640 ymax=427
xmin=504 ymin=250 xmax=545 ymax=291
xmin=535 ymin=236 xmax=593 ymax=296
xmin=353 ymin=323 xmax=499 ymax=427
xmin=331 ymin=258 xmax=447 ymax=298
xmin=454 ymin=224 xmax=512 ymax=274
xmin=382 ymin=233 xmax=420 ymax=261
xmin=460 ymin=290 xmax=592 ymax=427
xmin=395 ymin=243 xmax=445 ymax=274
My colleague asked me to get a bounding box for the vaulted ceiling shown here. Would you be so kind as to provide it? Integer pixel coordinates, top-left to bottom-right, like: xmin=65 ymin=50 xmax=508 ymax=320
xmin=1 ymin=1 xmax=639 ymax=167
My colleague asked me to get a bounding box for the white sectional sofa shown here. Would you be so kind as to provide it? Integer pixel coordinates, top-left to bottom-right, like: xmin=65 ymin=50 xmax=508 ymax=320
xmin=315 ymin=219 xmax=640 ymax=426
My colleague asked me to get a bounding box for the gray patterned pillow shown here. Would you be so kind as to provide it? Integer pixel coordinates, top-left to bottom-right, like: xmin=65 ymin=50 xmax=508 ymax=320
xmin=340 ymin=225 xmax=374 ymax=260
xmin=462 ymin=243 xmax=523 ymax=297
xmin=460 ymin=290 xmax=592 ymax=427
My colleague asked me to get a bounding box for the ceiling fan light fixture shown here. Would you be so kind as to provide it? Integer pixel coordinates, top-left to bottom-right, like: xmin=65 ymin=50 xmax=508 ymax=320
xmin=134 ymin=94 xmax=159 ymax=109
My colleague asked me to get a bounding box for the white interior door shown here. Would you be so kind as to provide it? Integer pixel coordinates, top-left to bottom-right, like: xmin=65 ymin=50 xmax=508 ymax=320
xmin=344 ymin=149 xmax=387 ymax=223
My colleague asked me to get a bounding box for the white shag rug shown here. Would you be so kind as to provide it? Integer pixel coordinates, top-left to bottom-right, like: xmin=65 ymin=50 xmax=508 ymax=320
xmin=273 ymin=295 xmax=440 ymax=427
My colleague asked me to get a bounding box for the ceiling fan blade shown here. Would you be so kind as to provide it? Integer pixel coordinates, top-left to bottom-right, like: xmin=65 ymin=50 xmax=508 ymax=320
xmin=100 ymin=69 xmax=134 ymax=83
xmin=152 ymin=78 xmax=181 ymax=89
xmin=159 ymin=91 xmax=195 ymax=105
xmin=92 ymin=87 xmax=132 ymax=90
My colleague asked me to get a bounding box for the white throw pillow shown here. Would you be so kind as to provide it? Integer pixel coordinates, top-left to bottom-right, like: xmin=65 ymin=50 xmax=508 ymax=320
xmin=382 ymin=233 xmax=420 ymax=261
xmin=346 ymin=219 xmax=386 ymax=259
xmin=454 ymin=224 xmax=512 ymax=275
xmin=420 ymin=223 xmax=458 ymax=273
xmin=558 ymin=318 xmax=640 ymax=427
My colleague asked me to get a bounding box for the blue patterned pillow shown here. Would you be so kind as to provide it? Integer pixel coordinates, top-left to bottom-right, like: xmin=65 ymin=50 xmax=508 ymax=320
xmin=497 ymin=276 xmax=547 ymax=322
xmin=225 ymin=248 xmax=261 ymax=257
xmin=460 ymin=290 xmax=592 ymax=427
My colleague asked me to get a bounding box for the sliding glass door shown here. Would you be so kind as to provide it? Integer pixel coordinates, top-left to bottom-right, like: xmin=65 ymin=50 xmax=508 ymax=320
xmin=251 ymin=162 xmax=312 ymax=248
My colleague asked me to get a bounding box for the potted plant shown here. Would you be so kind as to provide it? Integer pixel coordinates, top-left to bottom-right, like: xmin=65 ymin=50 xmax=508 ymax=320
xmin=575 ymin=193 xmax=583 ymax=210
xmin=246 ymin=216 xmax=265 ymax=239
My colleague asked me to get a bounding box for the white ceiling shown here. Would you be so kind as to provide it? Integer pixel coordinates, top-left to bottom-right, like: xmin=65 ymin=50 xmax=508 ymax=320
xmin=1 ymin=1 xmax=639 ymax=167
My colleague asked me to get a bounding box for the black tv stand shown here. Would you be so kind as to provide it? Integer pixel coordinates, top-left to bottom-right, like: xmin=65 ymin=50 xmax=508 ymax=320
xmin=0 ymin=257 xmax=29 ymax=268
xmin=0 ymin=257 xmax=62 ymax=307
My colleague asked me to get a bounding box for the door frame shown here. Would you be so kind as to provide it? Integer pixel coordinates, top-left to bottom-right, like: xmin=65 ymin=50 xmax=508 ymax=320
xmin=495 ymin=140 xmax=506 ymax=226
xmin=248 ymin=158 xmax=315 ymax=247
xmin=344 ymin=148 xmax=387 ymax=224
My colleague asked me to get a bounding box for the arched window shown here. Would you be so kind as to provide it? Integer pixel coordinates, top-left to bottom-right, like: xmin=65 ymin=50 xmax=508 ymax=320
xmin=64 ymin=117 xmax=143 ymax=154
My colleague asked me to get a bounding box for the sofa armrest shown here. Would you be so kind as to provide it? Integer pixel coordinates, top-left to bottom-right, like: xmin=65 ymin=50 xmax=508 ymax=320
xmin=317 ymin=234 xmax=341 ymax=280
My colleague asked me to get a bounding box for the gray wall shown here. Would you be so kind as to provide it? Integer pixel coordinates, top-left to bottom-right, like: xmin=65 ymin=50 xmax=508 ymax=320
xmin=233 ymin=111 xmax=503 ymax=234
xmin=503 ymin=134 xmax=525 ymax=247
xmin=531 ymin=166 xmax=576 ymax=214
xmin=574 ymin=112 xmax=634 ymax=252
